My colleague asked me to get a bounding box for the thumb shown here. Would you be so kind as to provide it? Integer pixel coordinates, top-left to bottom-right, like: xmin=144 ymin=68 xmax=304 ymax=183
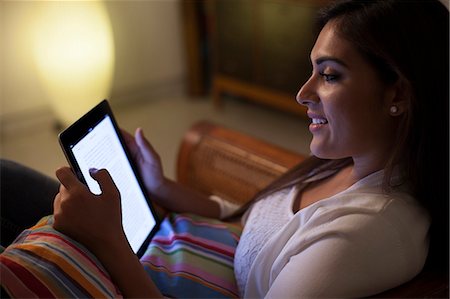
xmin=89 ymin=168 xmax=120 ymax=198
xmin=135 ymin=128 xmax=158 ymax=161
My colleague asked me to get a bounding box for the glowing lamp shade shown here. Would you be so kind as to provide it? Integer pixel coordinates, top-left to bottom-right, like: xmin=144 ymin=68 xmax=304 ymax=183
xmin=32 ymin=1 xmax=114 ymax=126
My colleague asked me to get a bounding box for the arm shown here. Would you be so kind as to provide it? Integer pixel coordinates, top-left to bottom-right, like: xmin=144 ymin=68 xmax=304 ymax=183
xmin=53 ymin=167 xmax=163 ymax=298
xmin=264 ymin=235 xmax=374 ymax=298
xmin=151 ymin=177 xmax=220 ymax=218
xmin=249 ymin=212 xmax=427 ymax=298
xmin=122 ymin=128 xmax=220 ymax=218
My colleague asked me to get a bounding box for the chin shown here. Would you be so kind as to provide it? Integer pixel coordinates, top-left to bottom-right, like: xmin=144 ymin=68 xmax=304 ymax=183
xmin=310 ymin=145 xmax=341 ymax=160
xmin=310 ymin=144 xmax=328 ymax=159
xmin=310 ymin=150 xmax=330 ymax=160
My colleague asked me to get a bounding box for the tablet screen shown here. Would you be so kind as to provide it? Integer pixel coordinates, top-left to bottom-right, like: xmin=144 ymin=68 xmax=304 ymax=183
xmin=61 ymin=103 xmax=158 ymax=256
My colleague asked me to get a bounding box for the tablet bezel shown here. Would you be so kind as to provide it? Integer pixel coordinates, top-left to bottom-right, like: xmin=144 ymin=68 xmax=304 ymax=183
xmin=58 ymin=99 xmax=160 ymax=257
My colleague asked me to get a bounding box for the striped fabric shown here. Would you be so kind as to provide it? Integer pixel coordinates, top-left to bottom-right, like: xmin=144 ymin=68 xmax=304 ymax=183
xmin=0 ymin=216 xmax=122 ymax=298
xmin=0 ymin=213 xmax=242 ymax=298
xmin=141 ymin=213 xmax=242 ymax=298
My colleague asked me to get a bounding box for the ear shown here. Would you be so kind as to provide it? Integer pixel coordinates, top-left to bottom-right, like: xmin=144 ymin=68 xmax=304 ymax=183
xmin=384 ymin=79 xmax=411 ymax=117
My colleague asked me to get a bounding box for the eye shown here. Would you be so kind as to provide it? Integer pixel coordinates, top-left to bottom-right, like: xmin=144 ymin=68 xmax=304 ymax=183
xmin=319 ymin=71 xmax=340 ymax=82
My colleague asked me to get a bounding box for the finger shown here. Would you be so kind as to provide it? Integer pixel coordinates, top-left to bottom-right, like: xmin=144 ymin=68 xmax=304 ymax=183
xmin=55 ymin=167 xmax=81 ymax=190
xmin=89 ymin=168 xmax=120 ymax=198
xmin=121 ymin=128 xmax=140 ymax=159
xmin=121 ymin=128 xmax=135 ymax=146
xmin=135 ymin=128 xmax=158 ymax=160
xmin=53 ymin=193 xmax=62 ymax=213
xmin=58 ymin=183 xmax=69 ymax=198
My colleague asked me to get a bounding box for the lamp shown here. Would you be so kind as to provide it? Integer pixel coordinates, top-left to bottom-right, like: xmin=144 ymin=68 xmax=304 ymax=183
xmin=32 ymin=1 xmax=114 ymax=126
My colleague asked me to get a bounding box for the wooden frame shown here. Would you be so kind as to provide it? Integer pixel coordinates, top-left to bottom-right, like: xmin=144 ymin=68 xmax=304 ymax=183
xmin=212 ymin=74 xmax=307 ymax=116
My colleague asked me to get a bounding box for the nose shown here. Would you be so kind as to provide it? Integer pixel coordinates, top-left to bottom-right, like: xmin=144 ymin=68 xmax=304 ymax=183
xmin=296 ymin=75 xmax=318 ymax=106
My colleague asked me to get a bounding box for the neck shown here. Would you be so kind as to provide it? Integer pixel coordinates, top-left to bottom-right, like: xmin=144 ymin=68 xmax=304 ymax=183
xmin=350 ymin=153 xmax=388 ymax=182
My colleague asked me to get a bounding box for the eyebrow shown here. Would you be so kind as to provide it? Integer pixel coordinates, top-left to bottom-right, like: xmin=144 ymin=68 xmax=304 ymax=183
xmin=315 ymin=56 xmax=349 ymax=68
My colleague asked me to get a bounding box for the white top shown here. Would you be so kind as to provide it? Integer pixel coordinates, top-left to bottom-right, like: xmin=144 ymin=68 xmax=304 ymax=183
xmin=234 ymin=170 xmax=430 ymax=298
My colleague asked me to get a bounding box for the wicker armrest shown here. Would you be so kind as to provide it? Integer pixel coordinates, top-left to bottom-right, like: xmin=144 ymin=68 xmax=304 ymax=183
xmin=176 ymin=121 xmax=305 ymax=205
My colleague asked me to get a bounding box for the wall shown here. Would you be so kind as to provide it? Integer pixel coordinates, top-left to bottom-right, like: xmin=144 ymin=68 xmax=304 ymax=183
xmin=106 ymin=0 xmax=186 ymax=103
xmin=0 ymin=0 xmax=185 ymax=125
xmin=0 ymin=1 xmax=50 ymax=120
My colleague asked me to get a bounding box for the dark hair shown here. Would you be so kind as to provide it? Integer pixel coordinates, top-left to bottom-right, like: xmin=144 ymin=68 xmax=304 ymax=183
xmin=316 ymin=0 xmax=449 ymax=272
xmin=240 ymin=0 xmax=449 ymax=272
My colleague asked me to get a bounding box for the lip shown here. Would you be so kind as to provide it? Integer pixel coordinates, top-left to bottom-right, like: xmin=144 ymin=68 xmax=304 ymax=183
xmin=307 ymin=112 xmax=328 ymax=133
xmin=307 ymin=112 xmax=326 ymax=119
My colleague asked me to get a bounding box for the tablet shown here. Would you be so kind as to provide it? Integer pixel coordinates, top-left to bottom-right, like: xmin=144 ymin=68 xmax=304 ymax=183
xmin=58 ymin=99 xmax=160 ymax=257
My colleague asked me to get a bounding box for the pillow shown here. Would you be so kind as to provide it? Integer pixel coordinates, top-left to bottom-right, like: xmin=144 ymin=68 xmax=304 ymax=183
xmin=0 ymin=213 xmax=242 ymax=298
xmin=141 ymin=213 xmax=242 ymax=298
xmin=0 ymin=216 xmax=122 ymax=298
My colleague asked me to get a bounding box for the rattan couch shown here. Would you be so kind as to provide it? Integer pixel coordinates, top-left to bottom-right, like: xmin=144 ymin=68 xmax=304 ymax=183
xmin=176 ymin=120 xmax=449 ymax=298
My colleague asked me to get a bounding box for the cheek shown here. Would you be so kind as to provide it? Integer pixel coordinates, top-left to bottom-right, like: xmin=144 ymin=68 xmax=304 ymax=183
xmin=323 ymin=101 xmax=369 ymax=148
xmin=324 ymin=99 xmax=354 ymax=133
xmin=327 ymin=87 xmax=382 ymax=129
xmin=331 ymin=103 xmax=389 ymax=154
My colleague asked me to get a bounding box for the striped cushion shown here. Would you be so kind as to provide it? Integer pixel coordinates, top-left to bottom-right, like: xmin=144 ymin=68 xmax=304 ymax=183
xmin=0 ymin=216 xmax=121 ymax=298
xmin=0 ymin=213 xmax=242 ymax=298
xmin=141 ymin=213 xmax=242 ymax=298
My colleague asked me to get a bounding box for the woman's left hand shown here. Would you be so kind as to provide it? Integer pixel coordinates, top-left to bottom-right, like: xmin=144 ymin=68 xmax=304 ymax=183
xmin=52 ymin=166 xmax=128 ymax=255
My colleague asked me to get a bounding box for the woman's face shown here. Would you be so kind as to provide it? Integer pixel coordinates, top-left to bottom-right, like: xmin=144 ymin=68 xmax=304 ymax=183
xmin=297 ymin=21 xmax=397 ymax=164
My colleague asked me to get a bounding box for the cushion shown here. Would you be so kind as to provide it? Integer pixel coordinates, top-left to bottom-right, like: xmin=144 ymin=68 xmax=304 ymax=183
xmin=141 ymin=213 xmax=242 ymax=298
xmin=0 ymin=216 xmax=121 ymax=298
xmin=0 ymin=213 xmax=242 ymax=298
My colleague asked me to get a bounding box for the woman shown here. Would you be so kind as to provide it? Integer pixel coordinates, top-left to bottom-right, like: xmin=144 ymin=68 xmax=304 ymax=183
xmin=2 ymin=0 xmax=449 ymax=297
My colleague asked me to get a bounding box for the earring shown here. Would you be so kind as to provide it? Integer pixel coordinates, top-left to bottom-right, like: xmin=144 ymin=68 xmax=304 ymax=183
xmin=390 ymin=105 xmax=399 ymax=115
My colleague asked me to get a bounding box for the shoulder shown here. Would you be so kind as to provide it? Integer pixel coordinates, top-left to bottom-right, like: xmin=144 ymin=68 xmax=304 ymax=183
xmin=292 ymin=190 xmax=430 ymax=283
xmin=300 ymin=170 xmax=429 ymax=227
xmin=298 ymin=189 xmax=430 ymax=251
xmin=247 ymin=191 xmax=430 ymax=297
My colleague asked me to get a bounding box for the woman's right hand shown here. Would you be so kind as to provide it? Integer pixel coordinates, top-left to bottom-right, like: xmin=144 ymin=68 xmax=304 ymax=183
xmin=121 ymin=128 xmax=166 ymax=195
xmin=53 ymin=167 xmax=127 ymax=255
xmin=122 ymin=127 xmax=220 ymax=218
xmin=54 ymin=166 xmax=164 ymax=299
